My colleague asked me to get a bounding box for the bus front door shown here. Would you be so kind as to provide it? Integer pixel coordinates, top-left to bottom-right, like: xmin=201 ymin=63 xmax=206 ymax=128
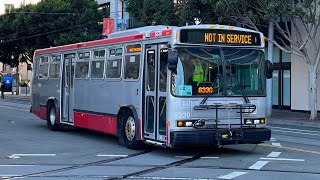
xmin=144 ymin=44 xmax=168 ymax=143
xmin=61 ymin=53 xmax=75 ymax=123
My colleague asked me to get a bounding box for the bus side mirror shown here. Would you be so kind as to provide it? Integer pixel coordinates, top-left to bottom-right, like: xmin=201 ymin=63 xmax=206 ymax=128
xmin=266 ymin=60 xmax=273 ymax=79
xmin=168 ymin=49 xmax=178 ymax=74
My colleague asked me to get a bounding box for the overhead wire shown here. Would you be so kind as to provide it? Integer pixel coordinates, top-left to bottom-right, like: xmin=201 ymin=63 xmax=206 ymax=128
xmin=0 ymin=10 xmax=125 ymax=40
xmin=0 ymin=1 xmax=127 ymax=42
xmin=0 ymin=18 xmax=102 ymax=44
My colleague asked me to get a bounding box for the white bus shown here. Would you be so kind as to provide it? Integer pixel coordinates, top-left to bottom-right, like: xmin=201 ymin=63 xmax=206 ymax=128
xmin=31 ymin=25 xmax=272 ymax=149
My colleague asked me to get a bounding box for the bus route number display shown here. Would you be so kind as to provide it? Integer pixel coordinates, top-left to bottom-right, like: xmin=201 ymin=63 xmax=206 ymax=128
xmin=180 ymin=29 xmax=261 ymax=46
xmin=198 ymin=87 xmax=214 ymax=95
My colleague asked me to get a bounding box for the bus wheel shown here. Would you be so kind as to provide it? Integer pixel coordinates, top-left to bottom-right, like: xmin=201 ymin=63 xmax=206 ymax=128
xmin=47 ymin=103 xmax=60 ymax=131
xmin=122 ymin=112 xmax=144 ymax=149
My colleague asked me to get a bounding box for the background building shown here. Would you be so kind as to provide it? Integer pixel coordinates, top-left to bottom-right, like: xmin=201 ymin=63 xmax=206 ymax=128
xmin=0 ymin=0 xmax=40 ymax=14
xmin=97 ymin=0 xmax=130 ymax=31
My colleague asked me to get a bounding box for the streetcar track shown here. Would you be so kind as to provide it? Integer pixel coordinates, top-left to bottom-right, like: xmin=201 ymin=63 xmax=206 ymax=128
xmin=4 ymin=145 xmax=320 ymax=179
xmin=8 ymin=149 xmax=153 ymax=180
xmin=10 ymin=164 xmax=320 ymax=179
xmin=106 ymin=150 xmax=213 ymax=180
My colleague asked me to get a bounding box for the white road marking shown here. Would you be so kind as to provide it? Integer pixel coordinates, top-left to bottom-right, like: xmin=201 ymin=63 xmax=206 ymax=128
xmin=8 ymin=154 xmax=56 ymax=159
xmin=267 ymin=152 xmax=281 ymax=158
xmin=201 ymin=156 xmax=219 ymax=159
xmin=0 ymin=175 xmax=19 ymax=178
xmin=269 ymin=126 xmax=320 ymax=133
xmin=0 ymin=165 xmax=35 ymax=167
xmin=0 ymin=105 xmax=29 ymax=112
xmin=218 ymin=171 xmax=248 ymax=179
xmin=97 ymin=154 xmax=128 ymax=157
xmin=128 ymin=177 xmax=214 ymax=180
xmin=271 ymin=129 xmax=320 ymax=136
xmin=260 ymin=157 xmax=305 ymax=162
xmin=272 ymin=143 xmax=282 ymax=147
xmin=248 ymin=161 xmax=269 ymax=170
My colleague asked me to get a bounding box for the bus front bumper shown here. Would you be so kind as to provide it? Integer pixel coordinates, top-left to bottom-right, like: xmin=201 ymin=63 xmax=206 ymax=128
xmin=170 ymin=128 xmax=271 ymax=147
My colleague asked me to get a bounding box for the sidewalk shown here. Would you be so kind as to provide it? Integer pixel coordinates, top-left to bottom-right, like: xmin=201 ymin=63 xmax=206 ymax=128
xmin=268 ymin=109 xmax=320 ymax=128
xmin=2 ymin=93 xmax=30 ymax=102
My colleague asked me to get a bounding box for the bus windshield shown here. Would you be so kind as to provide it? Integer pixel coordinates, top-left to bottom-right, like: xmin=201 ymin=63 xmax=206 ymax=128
xmin=172 ymin=47 xmax=266 ymax=97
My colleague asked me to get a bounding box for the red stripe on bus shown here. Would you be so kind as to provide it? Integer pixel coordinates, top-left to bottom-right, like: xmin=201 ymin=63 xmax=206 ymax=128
xmin=74 ymin=111 xmax=117 ymax=136
xmin=34 ymin=34 xmax=144 ymax=56
xmin=32 ymin=106 xmax=47 ymax=120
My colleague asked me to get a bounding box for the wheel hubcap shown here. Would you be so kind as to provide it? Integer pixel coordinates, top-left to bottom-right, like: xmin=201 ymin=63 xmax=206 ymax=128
xmin=125 ymin=116 xmax=135 ymax=141
xmin=50 ymin=108 xmax=56 ymax=125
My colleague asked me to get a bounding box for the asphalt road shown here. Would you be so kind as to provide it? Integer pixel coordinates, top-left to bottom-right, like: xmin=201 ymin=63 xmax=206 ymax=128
xmin=0 ymin=99 xmax=320 ymax=180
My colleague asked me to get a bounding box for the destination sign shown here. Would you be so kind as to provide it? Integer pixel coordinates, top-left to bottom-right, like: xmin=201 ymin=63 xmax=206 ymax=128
xmin=180 ymin=29 xmax=261 ymax=46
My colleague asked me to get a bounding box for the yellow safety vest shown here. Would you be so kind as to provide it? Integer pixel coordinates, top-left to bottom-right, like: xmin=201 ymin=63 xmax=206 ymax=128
xmin=193 ymin=64 xmax=207 ymax=82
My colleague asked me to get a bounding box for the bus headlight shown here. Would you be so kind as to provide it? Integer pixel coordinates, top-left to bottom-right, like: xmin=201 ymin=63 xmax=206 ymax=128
xmin=254 ymin=120 xmax=260 ymax=124
xmin=185 ymin=121 xmax=193 ymax=127
xmin=245 ymin=119 xmax=253 ymax=125
xmin=245 ymin=119 xmax=265 ymax=125
xmin=177 ymin=121 xmax=195 ymax=127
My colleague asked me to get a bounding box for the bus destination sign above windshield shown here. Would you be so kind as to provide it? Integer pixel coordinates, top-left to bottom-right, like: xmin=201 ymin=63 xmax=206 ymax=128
xmin=180 ymin=29 xmax=261 ymax=46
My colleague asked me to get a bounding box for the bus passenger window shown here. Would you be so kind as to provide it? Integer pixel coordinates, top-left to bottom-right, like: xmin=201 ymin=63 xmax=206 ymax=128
xmin=125 ymin=55 xmax=140 ymax=79
xmin=94 ymin=50 xmax=105 ymax=58
xmin=91 ymin=60 xmax=104 ymax=78
xmin=49 ymin=55 xmax=61 ymax=79
xmin=106 ymin=59 xmax=122 ymax=78
xmin=39 ymin=64 xmax=49 ymax=79
xmin=75 ymin=62 xmax=89 ymax=78
xmin=49 ymin=64 xmax=60 ymax=78
xmin=39 ymin=56 xmax=49 ymax=79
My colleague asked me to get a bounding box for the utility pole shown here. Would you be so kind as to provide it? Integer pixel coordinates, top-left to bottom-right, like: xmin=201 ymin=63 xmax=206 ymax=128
xmin=267 ymin=21 xmax=274 ymax=117
xmin=114 ymin=0 xmax=118 ymax=32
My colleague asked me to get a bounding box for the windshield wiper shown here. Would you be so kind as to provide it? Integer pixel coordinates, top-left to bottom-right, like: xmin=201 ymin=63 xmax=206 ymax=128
xmin=200 ymin=75 xmax=221 ymax=105
xmin=230 ymin=75 xmax=250 ymax=104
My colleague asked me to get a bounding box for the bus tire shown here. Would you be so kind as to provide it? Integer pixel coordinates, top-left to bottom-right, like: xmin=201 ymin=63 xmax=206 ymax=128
xmin=47 ymin=103 xmax=60 ymax=131
xmin=122 ymin=111 xmax=144 ymax=150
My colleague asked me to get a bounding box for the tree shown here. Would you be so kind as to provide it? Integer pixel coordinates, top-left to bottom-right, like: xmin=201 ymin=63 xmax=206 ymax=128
xmin=0 ymin=0 xmax=102 ymax=65
xmin=213 ymin=0 xmax=320 ymax=120
xmin=0 ymin=8 xmax=23 ymax=67
xmin=176 ymin=0 xmax=220 ymax=25
xmin=125 ymin=0 xmax=178 ymax=26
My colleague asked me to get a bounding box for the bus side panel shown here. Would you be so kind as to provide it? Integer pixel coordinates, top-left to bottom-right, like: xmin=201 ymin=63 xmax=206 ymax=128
xmin=73 ymin=78 xmax=142 ymax=136
xmin=74 ymin=112 xmax=117 ymax=135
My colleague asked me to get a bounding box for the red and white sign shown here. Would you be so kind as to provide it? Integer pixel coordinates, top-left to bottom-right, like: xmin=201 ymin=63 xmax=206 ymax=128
xmin=103 ymin=18 xmax=114 ymax=36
